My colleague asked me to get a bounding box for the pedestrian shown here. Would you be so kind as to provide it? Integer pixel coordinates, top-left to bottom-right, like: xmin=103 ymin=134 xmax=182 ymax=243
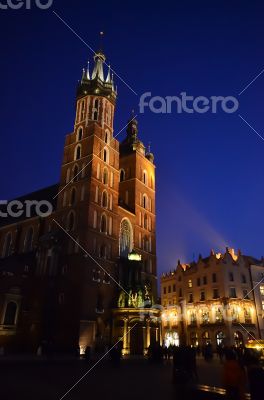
xmin=222 ymin=349 xmax=246 ymax=400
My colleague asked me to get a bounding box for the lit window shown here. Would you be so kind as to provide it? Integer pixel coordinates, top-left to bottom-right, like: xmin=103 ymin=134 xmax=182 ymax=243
xmin=188 ymin=279 xmax=193 ymax=288
xmin=260 ymin=286 xmax=264 ymax=296
xmin=262 ymin=300 xmax=264 ymax=310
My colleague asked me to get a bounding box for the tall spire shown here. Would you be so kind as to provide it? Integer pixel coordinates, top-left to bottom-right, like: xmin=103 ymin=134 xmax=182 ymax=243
xmin=106 ymin=64 xmax=111 ymax=83
xmin=91 ymin=51 xmax=105 ymax=81
xmin=86 ymin=61 xmax=90 ymax=80
xmin=76 ymin=32 xmax=117 ymax=103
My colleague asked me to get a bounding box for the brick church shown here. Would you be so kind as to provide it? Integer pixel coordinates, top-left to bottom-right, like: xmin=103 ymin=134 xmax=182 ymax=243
xmin=0 ymin=49 xmax=160 ymax=355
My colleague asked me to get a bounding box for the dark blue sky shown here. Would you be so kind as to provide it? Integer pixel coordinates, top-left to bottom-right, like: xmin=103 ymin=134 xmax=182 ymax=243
xmin=1 ymin=0 xmax=264 ymax=275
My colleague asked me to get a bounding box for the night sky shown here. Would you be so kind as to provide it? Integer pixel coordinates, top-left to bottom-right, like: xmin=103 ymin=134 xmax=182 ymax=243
xmin=1 ymin=1 xmax=264 ymax=276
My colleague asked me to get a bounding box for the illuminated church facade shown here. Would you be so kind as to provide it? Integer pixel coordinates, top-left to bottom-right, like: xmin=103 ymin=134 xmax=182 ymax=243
xmin=0 ymin=50 xmax=160 ymax=355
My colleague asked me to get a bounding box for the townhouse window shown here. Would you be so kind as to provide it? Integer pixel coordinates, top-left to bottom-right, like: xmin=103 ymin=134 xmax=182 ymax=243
xmin=243 ymin=289 xmax=249 ymax=299
xmin=213 ymin=288 xmax=219 ymax=299
xmin=197 ymin=277 xmax=201 ymax=286
xmin=168 ymin=285 xmax=171 ymax=293
xmin=260 ymin=285 xmax=264 ymax=296
xmin=212 ymin=273 xmax=217 ymax=283
xmin=163 ymin=286 xmax=166 ymax=295
xmin=188 ymin=293 xmax=193 ymax=303
xmin=229 ymin=287 xmax=237 ymax=298
xmin=203 ymin=276 xmax=207 ymax=285
xmin=200 ymin=291 xmax=205 ymax=301
xmin=188 ymin=279 xmax=193 ymax=288
xmin=179 ymin=288 xmax=182 ymax=297
xmin=229 ymin=272 xmax=234 ymax=282
xmin=241 ymin=274 xmax=247 ymax=284
xmin=262 ymin=300 xmax=264 ymax=311
xmin=172 ymin=284 xmax=176 ymax=292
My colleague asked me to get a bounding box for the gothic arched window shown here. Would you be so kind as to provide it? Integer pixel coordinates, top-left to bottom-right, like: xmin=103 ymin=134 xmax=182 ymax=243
xmin=105 ymin=130 xmax=110 ymax=144
xmin=100 ymin=214 xmax=107 ymax=233
xmin=102 ymin=191 xmax=108 ymax=208
xmin=74 ymin=145 xmax=82 ymax=161
xmin=119 ymin=218 xmax=133 ymax=258
xmin=103 ymin=147 xmax=109 ymax=164
xmin=2 ymin=232 xmax=12 ymax=258
xmin=67 ymin=211 xmax=75 ymax=231
xmin=93 ymin=98 xmax=99 ymax=120
xmin=103 ymin=168 xmax=108 ymax=184
xmin=72 ymin=164 xmax=79 ymax=182
xmin=143 ymin=194 xmax=148 ymax=209
xmin=120 ymin=169 xmax=125 ymax=182
xmin=70 ymin=188 xmax=76 ymax=205
xmin=24 ymin=227 xmax=33 ymax=252
xmin=143 ymin=170 xmax=148 ymax=185
xmin=77 ymin=127 xmax=83 ymax=141
xmin=4 ymin=301 xmax=17 ymax=325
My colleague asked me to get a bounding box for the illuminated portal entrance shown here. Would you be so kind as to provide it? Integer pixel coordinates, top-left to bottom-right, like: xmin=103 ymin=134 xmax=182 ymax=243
xmin=130 ymin=322 xmax=144 ymax=355
xmin=164 ymin=331 xmax=179 ymax=347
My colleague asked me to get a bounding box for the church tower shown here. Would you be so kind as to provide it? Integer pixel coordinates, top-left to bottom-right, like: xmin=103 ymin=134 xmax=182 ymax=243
xmin=54 ymin=49 xmax=160 ymax=354
xmin=56 ymin=50 xmax=121 ymax=349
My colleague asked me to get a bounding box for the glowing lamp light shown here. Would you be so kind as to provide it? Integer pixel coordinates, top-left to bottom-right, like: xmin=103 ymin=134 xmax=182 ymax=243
xmin=128 ymin=251 xmax=142 ymax=261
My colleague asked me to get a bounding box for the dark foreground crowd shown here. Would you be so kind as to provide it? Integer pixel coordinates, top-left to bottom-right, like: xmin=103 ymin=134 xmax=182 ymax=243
xmin=146 ymin=343 xmax=264 ymax=400
xmin=107 ymin=342 xmax=264 ymax=400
